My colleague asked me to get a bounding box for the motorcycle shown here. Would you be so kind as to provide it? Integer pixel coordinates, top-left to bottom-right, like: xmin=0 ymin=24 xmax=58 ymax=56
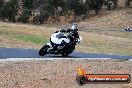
xmin=39 ymin=27 xmax=82 ymax=57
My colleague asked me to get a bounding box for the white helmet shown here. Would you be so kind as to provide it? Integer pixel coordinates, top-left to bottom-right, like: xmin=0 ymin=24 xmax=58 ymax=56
xmin=70 ymin=25 xmax=78 ymax=31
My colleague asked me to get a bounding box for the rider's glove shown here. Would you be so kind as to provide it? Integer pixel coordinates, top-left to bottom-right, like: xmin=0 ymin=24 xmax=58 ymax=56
xmin=76 ymin=38 xmax=80 ymax=44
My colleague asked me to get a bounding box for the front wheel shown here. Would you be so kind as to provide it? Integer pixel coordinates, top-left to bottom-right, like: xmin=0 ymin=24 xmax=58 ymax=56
xmin=39 ymin=45 xmax=49 ymax=56
xmin=61 ymin=43 xmax=75 ymax=57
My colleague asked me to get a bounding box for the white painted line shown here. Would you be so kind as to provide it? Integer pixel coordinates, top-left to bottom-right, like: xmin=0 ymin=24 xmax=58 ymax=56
xmin=0 ymin=58 xmax=112 ymax=62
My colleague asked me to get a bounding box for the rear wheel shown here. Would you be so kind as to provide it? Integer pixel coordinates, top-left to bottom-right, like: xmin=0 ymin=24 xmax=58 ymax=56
xmin=39 ymin=45 xmax=49 ymax=56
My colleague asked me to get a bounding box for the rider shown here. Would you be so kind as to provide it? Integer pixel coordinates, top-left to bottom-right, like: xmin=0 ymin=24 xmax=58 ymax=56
xmin=58 ymin=25 xmax=79 ymax=42
xmin=67 ymin=25 xmax=79 ymax=43
xmin=60 ymin=25 xmax=79 ymax=42
xmin=51 ymin=25 xmax=79 ymax=49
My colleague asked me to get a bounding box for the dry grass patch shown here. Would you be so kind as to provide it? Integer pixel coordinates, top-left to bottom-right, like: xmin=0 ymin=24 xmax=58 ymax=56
xmin=0 ymin=22 xmax=56 ymax=37
xmin=78 ymin=32 xmax=132 ymax=55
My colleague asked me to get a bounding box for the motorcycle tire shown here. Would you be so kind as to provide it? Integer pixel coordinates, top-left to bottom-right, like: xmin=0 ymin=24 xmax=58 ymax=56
xmin=39 ymin=45 xmax=49 ymax=56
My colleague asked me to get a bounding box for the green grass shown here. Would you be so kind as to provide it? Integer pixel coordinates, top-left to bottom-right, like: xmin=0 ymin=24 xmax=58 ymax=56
xmin=0 ymin=30 xmax=49 ymax=45
xmin=9 ymin=34 xmax=49 ymax=45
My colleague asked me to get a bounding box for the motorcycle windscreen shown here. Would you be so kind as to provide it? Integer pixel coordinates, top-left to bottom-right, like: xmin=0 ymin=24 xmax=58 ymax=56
xmin=50 ymin=33 xmax=70 ymax=45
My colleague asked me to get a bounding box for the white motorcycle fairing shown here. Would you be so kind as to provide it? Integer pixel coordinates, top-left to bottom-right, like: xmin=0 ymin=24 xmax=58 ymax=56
xmin=50 ymin=32 xmax=70 ymax=45
xmin=39 ymin=27 xmax=82 ymax=57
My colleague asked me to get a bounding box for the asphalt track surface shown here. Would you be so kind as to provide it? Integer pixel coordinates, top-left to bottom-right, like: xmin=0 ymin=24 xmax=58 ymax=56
xmin=0 ymin=48 xmax=132 ymax=60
